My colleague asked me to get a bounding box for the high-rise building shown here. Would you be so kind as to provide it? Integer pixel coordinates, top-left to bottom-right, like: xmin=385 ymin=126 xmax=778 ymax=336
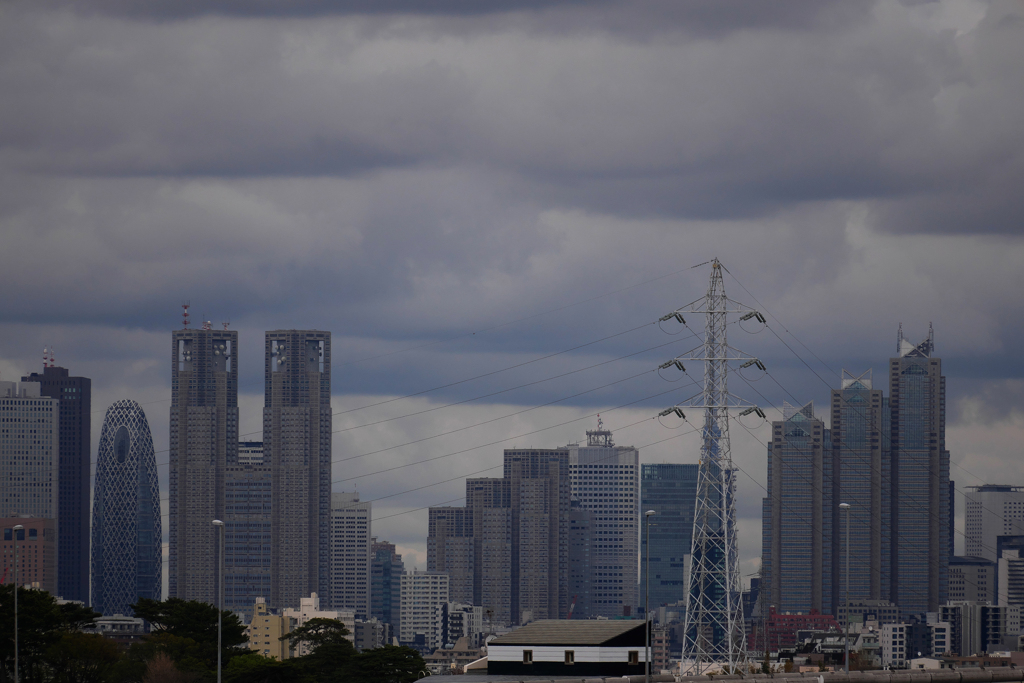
xmin=503 ymin=447 xmax=570 ymax=624
xmin=889 ymin=326 xmax=949 ymax=615
xmin=22 ymin=365 xmax=91 ymax=603
xmin=965 ymin=485 xmax=1024 ymax=563
xmin=568 ymin=500 xmax=593 ymax=619
xmin=1 ymin=380 xmax=59 ymax=520
xmin=831 ymin=370 xmax=889 ymax=611
xmin=399 ymin=571 xmax=449 ymax=649
xmin=762 ymin=402 xmax=833 ymax=615
xmin=169 ymin=325 xmax=238 ymax=604
xmin=264 ymin=330 xmax=331 ymax=610
xmin=371 ymin=539 xmax=404 ymax=629
xmin=91 ymin=400 xmax=161 ymax=616
xmin=568 ymin=424 xmax=639 ymax=618
xmin=330 ymin=492 xmax=371 ymax=618
xmin=466 ymin=477 xmax=512 ymax=626
xmin=427 ymin=506 xmax=474 ymax=605
xmin=224 ymin=440 xmax=272 ymax=617
xmin=640 ymin=463 xmax=698 ymax=611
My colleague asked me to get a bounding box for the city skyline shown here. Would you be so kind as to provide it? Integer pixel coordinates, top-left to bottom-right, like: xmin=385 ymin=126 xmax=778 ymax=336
xmin=1 ymin=0 xmax=1023 ymax=583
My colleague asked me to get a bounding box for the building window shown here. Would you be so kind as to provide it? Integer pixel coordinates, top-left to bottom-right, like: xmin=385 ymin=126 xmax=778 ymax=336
xmin=565 ymin=650 xmax=575 ymax=665
xmin=629 ymin=651 xmax=639 ymax=666
xmin=523 ymin=650 xmax=533 ymax=665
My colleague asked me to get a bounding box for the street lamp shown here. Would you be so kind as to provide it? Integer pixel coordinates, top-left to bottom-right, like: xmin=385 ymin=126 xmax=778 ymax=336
xmin=212 ymin=520 xmax=225 ymax=683
xmin=645 ymin=510 xmax=656 ymax=683
xmin=839 ymin=503 xmax=851 ymax=674
xmin=13 ymin=524 xmax=23 ymax=683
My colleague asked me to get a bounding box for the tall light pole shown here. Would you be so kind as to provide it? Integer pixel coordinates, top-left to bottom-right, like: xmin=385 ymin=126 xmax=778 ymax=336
xmin=212 ymin=520 xmax=225 ymax=683
xmin=839 ymin=503 xmax=850 ymax=674
xmin=13 ymin=524 xmax=23 ymax=683
xmin=645 ymin=510 xmax=656 ymax=683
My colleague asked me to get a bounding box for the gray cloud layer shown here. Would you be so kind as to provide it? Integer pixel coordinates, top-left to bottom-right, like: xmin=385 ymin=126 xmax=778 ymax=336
xmin=2 ymin=0 xmax=1023 ymax=569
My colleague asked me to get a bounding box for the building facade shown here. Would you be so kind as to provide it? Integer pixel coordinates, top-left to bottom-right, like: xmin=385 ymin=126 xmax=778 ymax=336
xmin=247 ymin=598 xmax=294 ymax=660
xmin=265 ymin=330 xmax=332 ymax=610
xmin=568 ymin=425 xmax=639 ymax=618
xmin=371 ymin=539 xmax=404 ymax=629
xmin=22 ymin=365 xmax=91 ymax=603
xmin=91 ymin=400 xmax=161 ymax=616
xmin=640 ymin=463 xmax=698 ymax=611
xmin=949 ymin=556 xmax=995 ymax=604
xmin=169 ymin=326 xmax=239 ymax=604
xmin=965 ymin=485 xmax=1024 ymax=563
xmin=427 ymin=506 xmax=474 ymax=605
xmin=2 ymin=518 xmax=57 ymax=593
xmin=283 ymin=592 xmax=355 ymax=655
xmin=399 ymin=571 xmax=450 ymax=649
xmin=890 ymin=327 xmax=950 ymax=615
xmin=1 ymin=381 xmax=59 ymax=522
xmin=762 ymin=402 xmax=834 ymax=615
xmin=330 ymin=492 xmax=371 ymax=617
xmin=224 ymin=440 xmax=273 ymax=617
xmin=832 ymin=370 xmax=890 ymax=610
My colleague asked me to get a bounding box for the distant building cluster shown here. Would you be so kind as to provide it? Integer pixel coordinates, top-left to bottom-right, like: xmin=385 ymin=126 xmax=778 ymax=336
xmin=7 ymin=318 xmax=1024 ymax=671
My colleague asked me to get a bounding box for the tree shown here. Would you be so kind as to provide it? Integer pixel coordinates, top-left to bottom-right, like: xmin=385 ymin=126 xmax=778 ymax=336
xmin=132 ymin=598 xmax=246 ymax=650
xmin=224 ymin=654 xmax=304 ymax=683
xmin=0 ymin=584 xmax=101 ymax=683
xmin=282 ymin=618 xmax=354 ymax=683
xmin=46 ymin=632 xmax=121 ymax=683
xmin=343 ymin=646 xmax=425 ymax=683
xmin=128 ymin=597 xmax=248 ymax=679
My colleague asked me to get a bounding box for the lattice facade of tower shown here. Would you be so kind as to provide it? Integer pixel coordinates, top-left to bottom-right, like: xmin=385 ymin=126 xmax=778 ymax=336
xmin=761 ymin=403 xmax=833 ymax=616
xmin=330 ymin=492 xmax=371 ymax=619
xmin=265 ymin=330 xmax=332 ymax=610
xmin=22 ymin=366 xmax=91 ymax=603
xmin=831 ymin=371 xmax=889 ymax=612
xmin=169 ymin=328 xmax=238 ymax=604
xmin=641 ymin=463 xmax=698 ymax=611
xmin=92 ymin=400 xmax=161 ymax=616
xmin=889 ymin=326 xmax=949 ymax=616
xmin=568 ymin=428 xmax=639 ymax=618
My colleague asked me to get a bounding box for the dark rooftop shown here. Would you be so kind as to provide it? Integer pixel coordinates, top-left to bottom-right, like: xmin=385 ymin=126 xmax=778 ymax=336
xmin=489 ymin=619 xmax=645 ymax=646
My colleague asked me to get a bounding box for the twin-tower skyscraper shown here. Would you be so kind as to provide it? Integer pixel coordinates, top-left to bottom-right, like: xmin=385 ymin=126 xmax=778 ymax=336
xmin=168 ymin=326 xmax=332 ymax=613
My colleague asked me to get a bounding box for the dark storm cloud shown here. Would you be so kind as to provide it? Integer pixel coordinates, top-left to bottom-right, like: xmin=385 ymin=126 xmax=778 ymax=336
xmin=6 ymin=2 xmax=1021 ymax=234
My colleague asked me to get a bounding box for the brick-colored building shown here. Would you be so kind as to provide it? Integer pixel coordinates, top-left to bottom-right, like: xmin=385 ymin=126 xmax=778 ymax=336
xmin=1 ymin=518 xmax=57 ymax=594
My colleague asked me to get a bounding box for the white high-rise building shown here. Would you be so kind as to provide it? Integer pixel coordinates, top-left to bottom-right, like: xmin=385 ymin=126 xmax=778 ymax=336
xmin=1 ymin=381 xmax=59 ymax=520
xmin=400 ymin=571 xmax=449 ymax=648
xmin=965 ymin=485 xmax=1024 ymax=562
xmin=330 ymin=492 xmax=371 ymax=617
xmin=567 ymin=422 xmax=639 ymax=618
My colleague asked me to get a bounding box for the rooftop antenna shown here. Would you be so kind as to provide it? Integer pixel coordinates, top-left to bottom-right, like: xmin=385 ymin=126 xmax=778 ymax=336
xmin=201 ymin=314 xmax=212 ymax=331
xmin=897 ymin=322 xmax=903 ymax=354
xmin=42 ymin=347 xmax=50 ymax=369
xmin=222 ymin=321 xmax=230 ymax=331
xmin=597 ymin=414 xmax=603 ymax=431
xmin=48 ymin=346 xmax=55 ymax=368
xmin=182 ymin=301 xmax=191 ymax=329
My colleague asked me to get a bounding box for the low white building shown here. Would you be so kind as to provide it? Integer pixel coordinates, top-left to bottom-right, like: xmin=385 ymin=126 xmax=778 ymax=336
xmin=283 ymin=592 xmax=355 ymax=656
xmin=487 ymin=619 xmax=647 ymax=678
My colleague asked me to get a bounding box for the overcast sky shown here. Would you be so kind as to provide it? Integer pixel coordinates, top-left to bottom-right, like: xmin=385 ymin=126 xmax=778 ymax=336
xmin=2 ymin=0 xmax=1023 ymax=585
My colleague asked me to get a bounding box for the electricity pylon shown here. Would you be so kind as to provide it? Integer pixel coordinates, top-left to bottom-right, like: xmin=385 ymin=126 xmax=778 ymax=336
xmin=657 ymin=259 xmax=766 ymax=674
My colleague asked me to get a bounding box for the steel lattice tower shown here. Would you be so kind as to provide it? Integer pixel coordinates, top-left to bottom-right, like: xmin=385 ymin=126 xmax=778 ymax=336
xmin=660 ymin=259 xmax=765 ymax=673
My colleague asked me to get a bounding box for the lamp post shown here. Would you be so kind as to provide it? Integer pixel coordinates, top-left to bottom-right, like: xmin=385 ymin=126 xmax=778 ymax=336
xmin=13 ymin=524 xmax=23 ymax=683
xmin=645 ymin=510 xmax=656 ymax=683
xmin=839 ymin=503 xmax=850 ymax=674
xmin=212 ymin=520 xmax=225 ymax=683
